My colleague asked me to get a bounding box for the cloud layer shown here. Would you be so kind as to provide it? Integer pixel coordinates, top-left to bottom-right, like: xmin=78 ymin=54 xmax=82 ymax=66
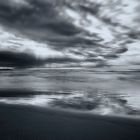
xmin=0 ymin=0 xmax=140 ymax=69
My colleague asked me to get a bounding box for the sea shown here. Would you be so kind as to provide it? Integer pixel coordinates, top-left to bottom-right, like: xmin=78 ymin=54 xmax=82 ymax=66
xmin=0 ymin=68 xmax=140 ymax=118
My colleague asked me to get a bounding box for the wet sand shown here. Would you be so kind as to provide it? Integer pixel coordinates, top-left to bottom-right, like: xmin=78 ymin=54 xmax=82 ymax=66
xmin=0 ymin=104 xmax=140 ymax=140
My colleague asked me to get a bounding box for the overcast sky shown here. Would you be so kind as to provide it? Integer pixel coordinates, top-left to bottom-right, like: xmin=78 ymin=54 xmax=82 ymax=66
xmin=0 ymin=0 xmax=140 ymax=69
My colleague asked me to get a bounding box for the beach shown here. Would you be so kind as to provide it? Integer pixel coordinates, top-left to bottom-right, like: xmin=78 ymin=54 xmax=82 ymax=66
xmin=0 ymin=103 xmax=140 ymax=140
xmin=0 ymin=69 xmax=140 ymax=140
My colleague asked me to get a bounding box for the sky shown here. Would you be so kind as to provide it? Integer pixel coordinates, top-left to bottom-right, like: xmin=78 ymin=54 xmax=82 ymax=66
xmin=0 ymin=0 xmax=140 ymax=69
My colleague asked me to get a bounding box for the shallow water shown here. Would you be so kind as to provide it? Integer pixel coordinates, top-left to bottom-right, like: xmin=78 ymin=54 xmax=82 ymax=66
xmin=0 ymin=68 xmax=140 ymax=117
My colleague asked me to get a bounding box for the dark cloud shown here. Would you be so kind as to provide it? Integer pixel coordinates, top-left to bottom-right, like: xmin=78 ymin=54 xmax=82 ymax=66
xmin=0 ymin=0 xmax=81 ymax=38
xmin=44 ymin=21 xmax=80 ymax=36
xmin=0 ymin=51 xmax=45 ymax=68
xmin=0 ymin=0 xmax=137 ymax=68
xmin=114 ymin=47 xmax=128 ymax=54
xmin=78 ymin=3 xmax=100 ymax=15
xmin=0 ymin=51 xmax=81 ymax=68
xmin=0 ymin=0 xmax=103 ymax=49
xmin=102 ymin=54 xmax=119 ymax=59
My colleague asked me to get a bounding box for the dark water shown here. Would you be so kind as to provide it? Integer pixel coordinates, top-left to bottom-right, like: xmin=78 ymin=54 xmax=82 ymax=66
xmin=0 ymin=68 xmax=140 ymax=117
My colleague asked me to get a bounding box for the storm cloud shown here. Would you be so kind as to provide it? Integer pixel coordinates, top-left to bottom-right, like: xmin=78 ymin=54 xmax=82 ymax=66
xmin=0 ymin=0 xmax=140 ymax=69
xmin=0 ymin=51 xmax=45 ymax=68
xmin=0 ymin=50 xmax=82 ymax=68
xmin=0 ymin=0 xmax=81 ymax=38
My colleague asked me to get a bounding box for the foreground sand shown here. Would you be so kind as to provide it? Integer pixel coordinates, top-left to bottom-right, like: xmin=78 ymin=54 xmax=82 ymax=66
xmin=0 ymin=104 xmax=140 ymax=140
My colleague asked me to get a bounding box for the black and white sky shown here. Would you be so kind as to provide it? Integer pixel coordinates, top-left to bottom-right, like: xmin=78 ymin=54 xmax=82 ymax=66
xmin=0 ymin=0 xmax=140 ymax=69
